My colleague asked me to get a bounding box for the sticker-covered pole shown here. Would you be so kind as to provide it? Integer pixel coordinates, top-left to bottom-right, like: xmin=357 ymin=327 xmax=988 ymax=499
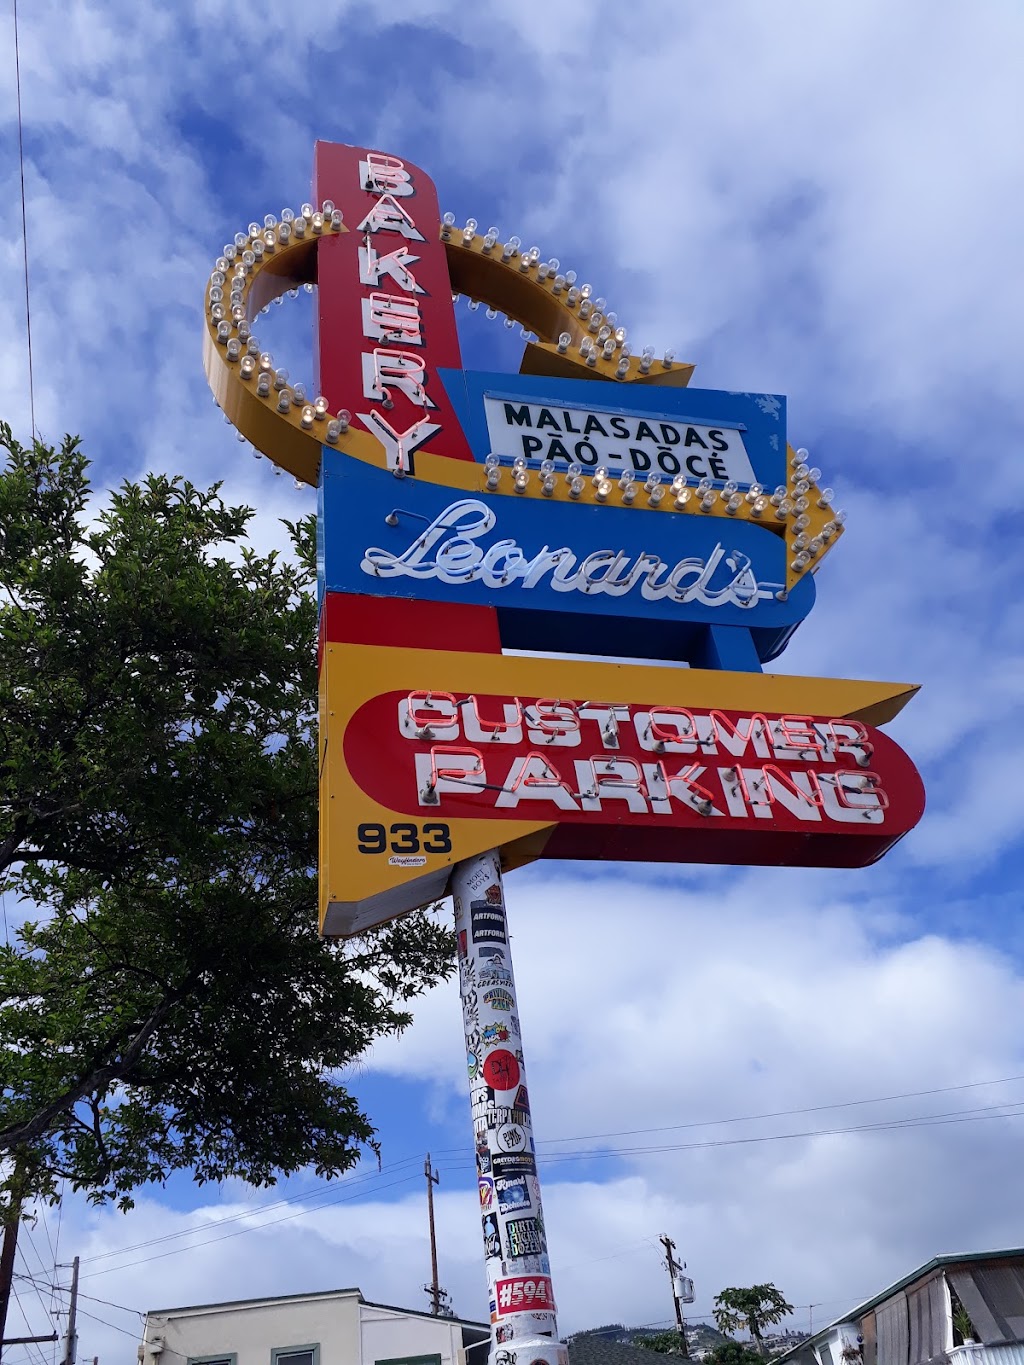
xmin=452 ymin=852 xmax=566 ymax=1365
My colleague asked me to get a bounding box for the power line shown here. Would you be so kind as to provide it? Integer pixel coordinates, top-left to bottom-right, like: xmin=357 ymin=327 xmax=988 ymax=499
xmin=11 ymin=0 xmax=36 ymax=439
xmin=81 ymin=1154 xmax=424 ymax=1266
xmin=68 ymin=1095 xmax=1024 ymax=1279
xmin=15 ymin=1274 xmax=141 ymax=1318
xmin=56 ymin=1074 xmax=1024 ymax=1281
xmin=10 ymin=1284 xmax=49 ymax=1365
xmin=14 ymin=1251 xmax=52 ymax=1331
xmin=422 ymin=1097 xmax=1024 ymax=1173
xmin=50 ymin=1184 xmax=64 ymax=1290
xmin=528 ymin=1098 xmax=1024 ymax=1162
xmin=532 ymin=1071 xmax=1024 ymax=1147
xmin=74 ymin=1305 xmax=140 ymax=1341
xmin=81 ymin=1171 xmax=423 ymax=1280
xmin=33 ymin=1207 xmax=55 ymax=1275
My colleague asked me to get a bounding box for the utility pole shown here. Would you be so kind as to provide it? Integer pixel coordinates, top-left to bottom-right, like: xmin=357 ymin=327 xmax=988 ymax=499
xmin=0 ymin=1158 xmax=31 ymax=1362
xmin=60 ymin=1256 xmax=79 ymax=1365
xmin=423 ymin=1156 xmax=451 ymax=1317
xmin=660 ymin=1234 xmax=690 ymax=1359
xmin=0 ymin=1209 xmax=20 ymax=1362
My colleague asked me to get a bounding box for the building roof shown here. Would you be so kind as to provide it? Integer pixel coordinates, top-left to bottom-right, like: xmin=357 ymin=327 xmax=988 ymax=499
xmin=144 ymin=1285 xmax=488 ymax=1332
xmin=568 ymin=1337 xmax=677 ymax=1365
xmin=775 ymin=1249 xmax=1024 ymax=1365
xmin=362 ymin=1298 xmax=489 ymax=1334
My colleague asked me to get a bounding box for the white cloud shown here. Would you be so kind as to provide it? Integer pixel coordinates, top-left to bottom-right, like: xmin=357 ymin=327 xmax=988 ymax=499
xmin=23 ymin=873 xmax=1024 ymax=1360
xmin=3 ymin=1 xmax=1024 ymax=1360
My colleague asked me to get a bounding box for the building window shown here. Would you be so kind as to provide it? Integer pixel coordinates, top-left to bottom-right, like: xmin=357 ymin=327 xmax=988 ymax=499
xmin=188 ymin=1356 xmax=237 ymax=1365
xmin=271 ymin=1345 xmax=320 ymax=1365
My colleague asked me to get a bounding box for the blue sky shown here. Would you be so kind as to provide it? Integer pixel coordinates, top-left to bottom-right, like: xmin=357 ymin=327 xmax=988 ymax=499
xmin=3 ymin=1 xmax=1024 ymax=1359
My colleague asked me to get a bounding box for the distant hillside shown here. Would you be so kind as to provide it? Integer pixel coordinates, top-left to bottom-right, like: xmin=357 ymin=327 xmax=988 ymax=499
xmin=570 ymin=1323 xmax=729 ymax=1352
xmin=633 ymin=1324 xmax=729 ymax=1351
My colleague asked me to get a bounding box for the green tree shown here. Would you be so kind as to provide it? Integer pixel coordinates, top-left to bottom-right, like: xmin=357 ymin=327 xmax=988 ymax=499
xmin=703 ymin=1343 xmax=765 ymax=1365
xmin=713 ymin=1287 xmax=794 ymax=1357
xmin=634 ymin=1330 xmax=689 ymax=1354
xmin=0 ymin=426 xmax=455 ymax=1212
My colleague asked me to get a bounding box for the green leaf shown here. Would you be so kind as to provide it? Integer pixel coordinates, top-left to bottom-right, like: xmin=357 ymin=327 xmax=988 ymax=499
xmin=0 ymin=425 xmax=455 ymax=1214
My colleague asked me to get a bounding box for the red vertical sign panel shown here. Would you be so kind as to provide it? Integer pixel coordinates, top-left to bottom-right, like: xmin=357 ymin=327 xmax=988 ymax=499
xmin=312 ymin=142 xmax=473 ymax=469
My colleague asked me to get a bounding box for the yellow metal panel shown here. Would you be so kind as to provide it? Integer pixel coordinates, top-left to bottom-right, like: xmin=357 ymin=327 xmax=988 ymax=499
xmin=319 ymin=641 xmax=918 ymax=936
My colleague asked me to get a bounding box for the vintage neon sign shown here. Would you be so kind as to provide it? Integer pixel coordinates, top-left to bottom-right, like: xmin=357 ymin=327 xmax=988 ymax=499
xmin=202 ymin=154 xmax=844 ymax=597
xmin=362 ymin=499 xmax=783 ymax=606
xmin=318 ymin=455 xmax=815 ymax=664
xmin=342 ymin=689 xmax=922 ymax=859
xmin=318 ymin=642 xmax=922 ymax=935
xmin=487 ymin=399 xmax=753 ymax=481
xmin=312 ymin=141 xmax=473 ymax=471
xmin=460 ymin=376 xmax=785 ymax=490
xmin=207 ymin=141 xmax=924 ymax=1365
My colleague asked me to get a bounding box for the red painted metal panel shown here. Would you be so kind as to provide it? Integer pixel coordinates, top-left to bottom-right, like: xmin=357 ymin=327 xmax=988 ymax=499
xmin=319 ymin=592 xmax=502 ymax=656
xmin=341 ymin=689 xmax=925 ymax=870
xmin=312 ymin=142 xmax=473 ymax=466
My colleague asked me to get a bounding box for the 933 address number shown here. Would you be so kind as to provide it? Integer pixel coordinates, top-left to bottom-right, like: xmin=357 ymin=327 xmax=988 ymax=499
xmin=357 ymin=822 xmax=452 ymax=854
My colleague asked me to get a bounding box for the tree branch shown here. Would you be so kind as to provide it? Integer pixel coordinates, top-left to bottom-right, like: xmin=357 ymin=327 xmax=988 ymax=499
xmin=0 ymin=990 xmax=181 ymax=1150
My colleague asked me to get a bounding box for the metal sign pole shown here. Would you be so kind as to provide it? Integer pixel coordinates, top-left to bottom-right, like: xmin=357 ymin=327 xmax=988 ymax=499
xmin=452 ymin=852 xmax=566 ymax=1365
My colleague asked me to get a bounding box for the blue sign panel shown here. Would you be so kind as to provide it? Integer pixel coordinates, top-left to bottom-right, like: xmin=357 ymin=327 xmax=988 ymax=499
xmin=440 ymin=371 xmax=787 ymax=493
xmin=319 ymin=452 xmax=813 ymax=665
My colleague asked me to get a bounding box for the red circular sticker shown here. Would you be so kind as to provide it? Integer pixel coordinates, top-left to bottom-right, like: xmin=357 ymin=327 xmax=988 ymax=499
xmin=482 ymin=1049 xmax=521 ymax=1091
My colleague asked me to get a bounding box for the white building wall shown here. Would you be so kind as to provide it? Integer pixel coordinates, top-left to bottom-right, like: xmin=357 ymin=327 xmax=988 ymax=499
xmin=143 ymin=1290 xmax=363 ymax=1365
xmin=360 ymin=1304 xmax=468 ymax=1365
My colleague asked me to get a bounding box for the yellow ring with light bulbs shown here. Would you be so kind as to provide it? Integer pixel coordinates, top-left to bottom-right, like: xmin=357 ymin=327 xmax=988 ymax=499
xmin=202 ymin=211 xmax=844 ymax=590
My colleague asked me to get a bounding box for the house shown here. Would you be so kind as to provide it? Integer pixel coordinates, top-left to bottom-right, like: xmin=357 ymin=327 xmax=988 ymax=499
xmin=775 ymin=1248 xmax=1024 ymax=1365
xmin=138 ymin=1286 xmax=490 ymax=1365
